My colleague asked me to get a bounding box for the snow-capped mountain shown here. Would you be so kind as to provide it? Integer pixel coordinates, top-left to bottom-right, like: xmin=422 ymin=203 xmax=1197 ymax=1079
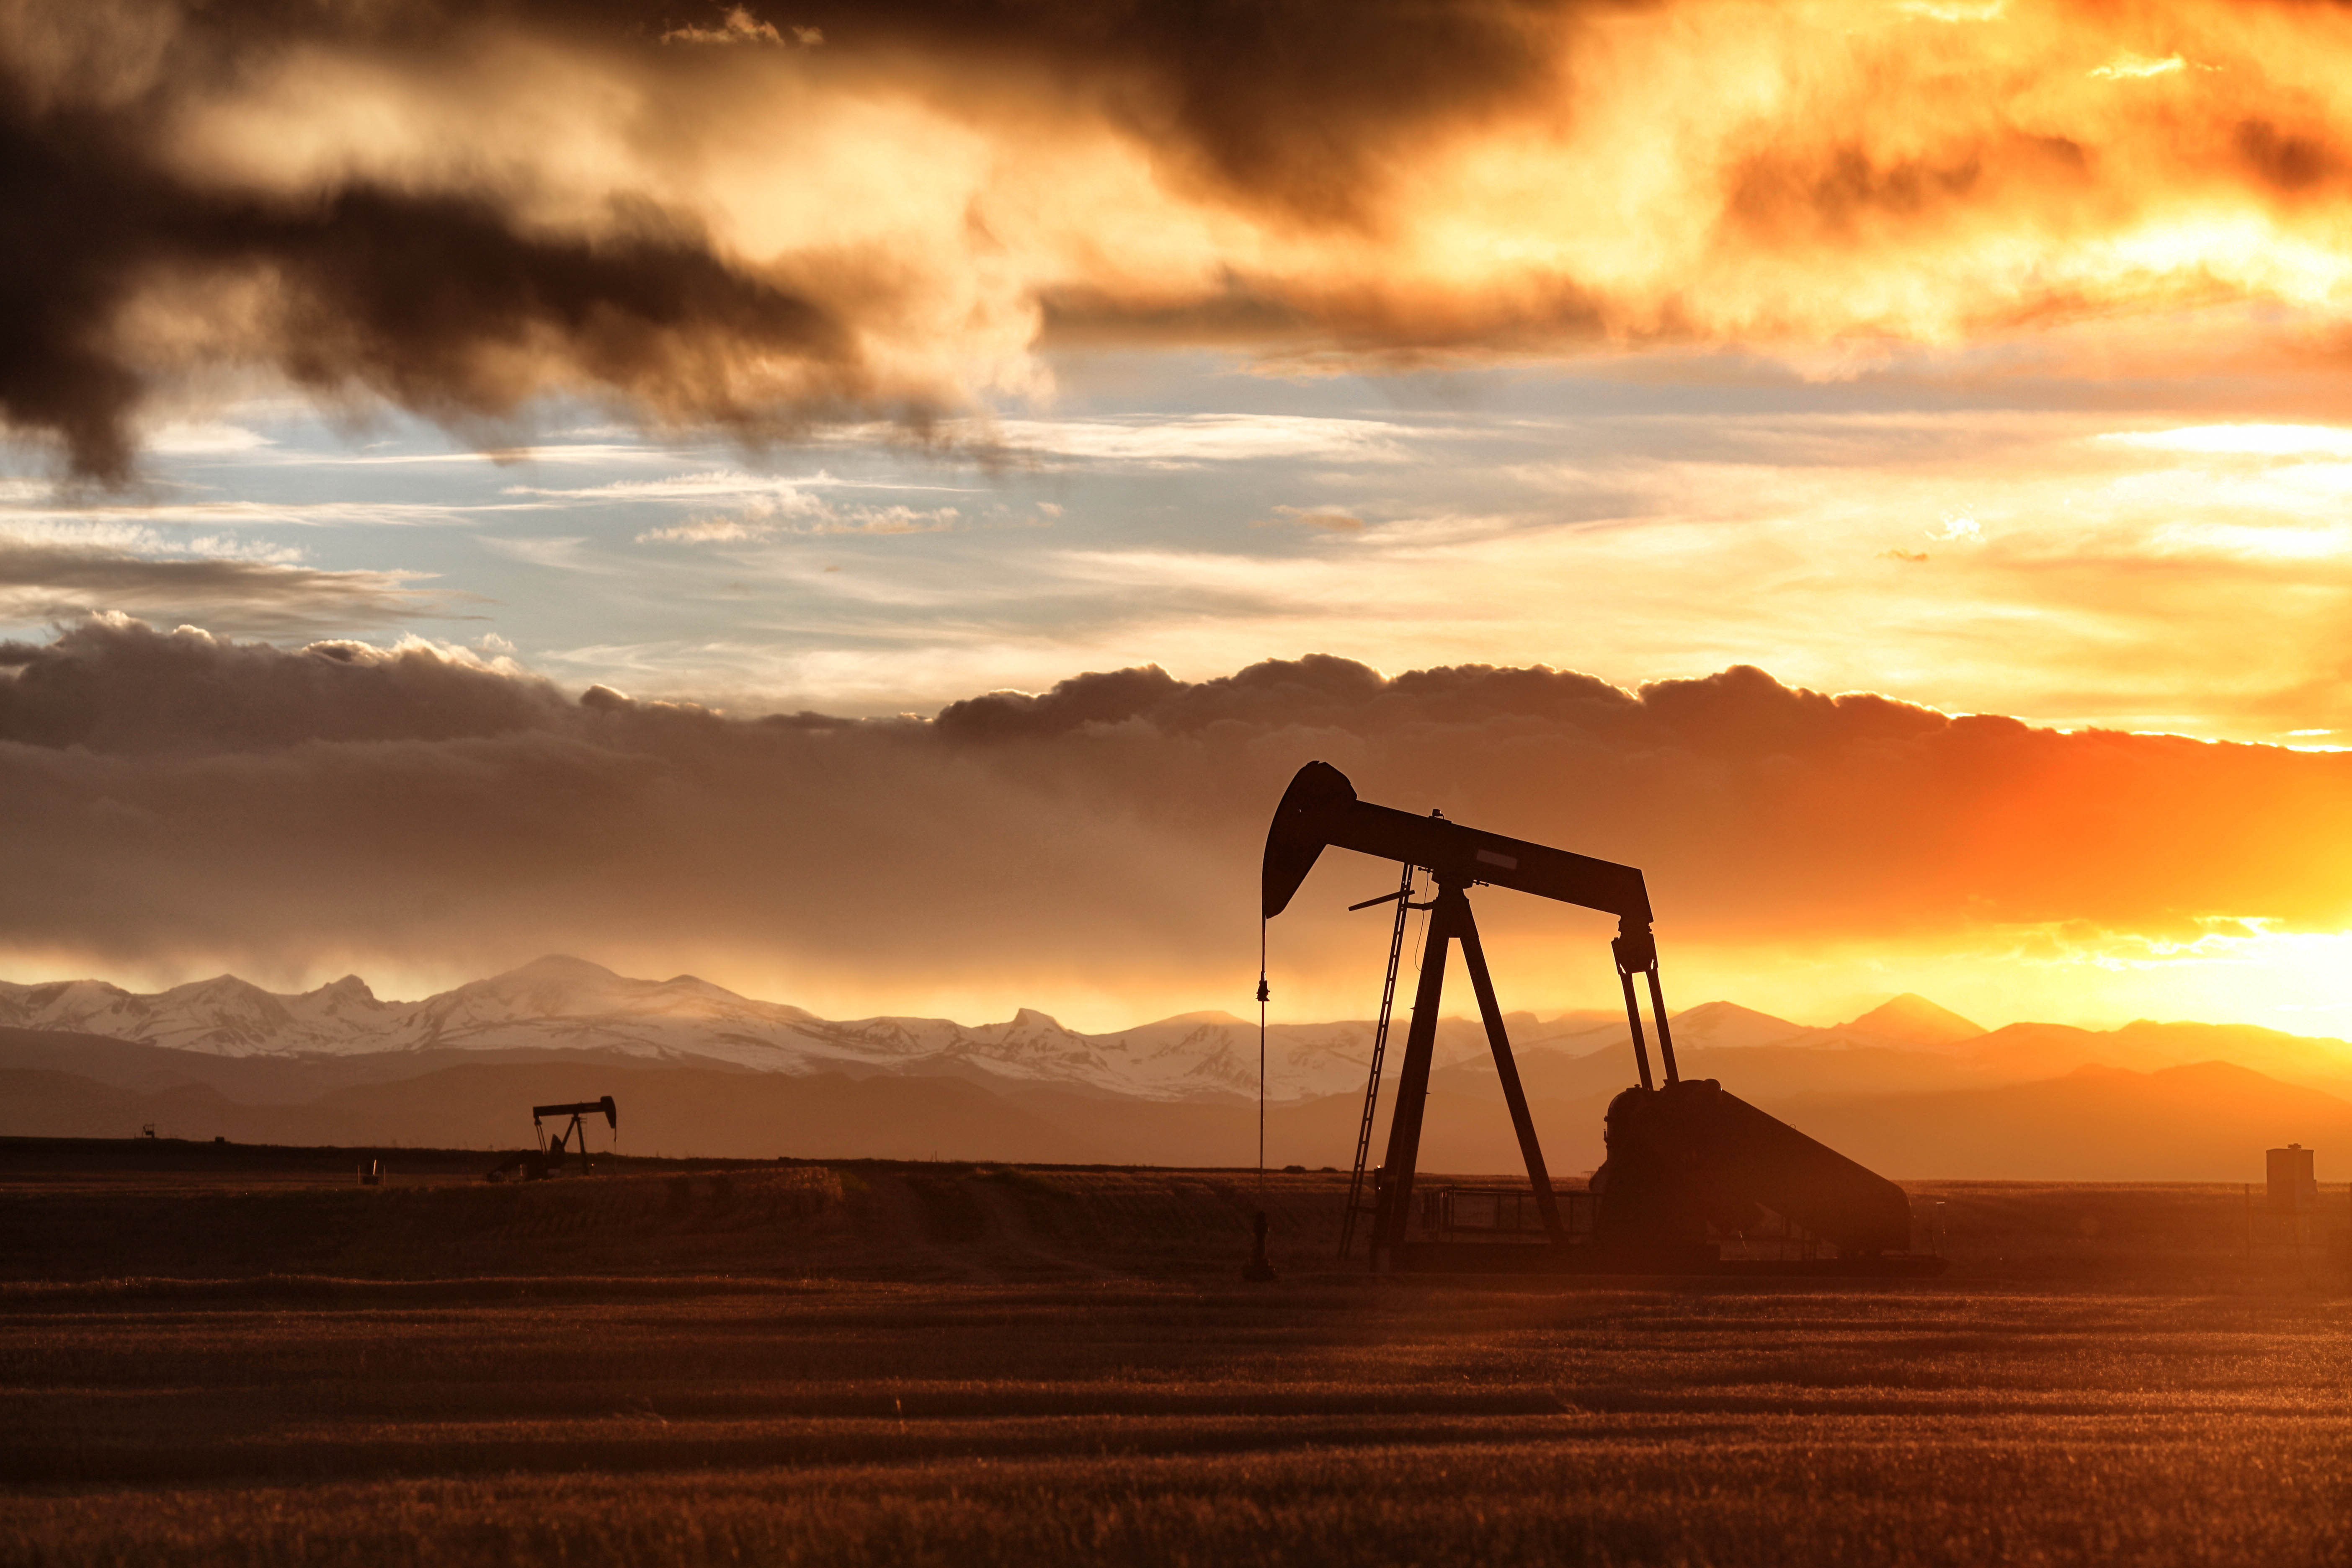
xmin=0 ymin=956 xmax=1419 ymax=1102
xmin=0 ymin=957 xmax=2020 ymax=1104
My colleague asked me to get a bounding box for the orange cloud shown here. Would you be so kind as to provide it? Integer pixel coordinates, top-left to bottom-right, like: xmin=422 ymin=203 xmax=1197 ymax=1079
xmin=17 ymin=2 xmax=2352 ymax=476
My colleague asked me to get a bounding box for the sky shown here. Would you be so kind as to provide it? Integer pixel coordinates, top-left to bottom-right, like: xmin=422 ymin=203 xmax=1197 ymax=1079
xmin=4 ymin=0 xmax=2352 ymax=1033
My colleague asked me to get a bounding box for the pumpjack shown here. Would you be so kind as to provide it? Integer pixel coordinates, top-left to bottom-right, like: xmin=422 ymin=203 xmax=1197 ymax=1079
xmin=485 ymin=1096 xmax=617 ymax=1182
xmin=1264 ymin=761 xmax=1939 ymax=1277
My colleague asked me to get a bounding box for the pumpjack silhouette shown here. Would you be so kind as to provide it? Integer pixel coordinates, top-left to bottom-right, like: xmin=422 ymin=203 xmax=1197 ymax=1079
xmin=485 ymin=1097 xmax=616 ymax=1182
xmin=1264 ymin=761 xmax=1939 ymax=1277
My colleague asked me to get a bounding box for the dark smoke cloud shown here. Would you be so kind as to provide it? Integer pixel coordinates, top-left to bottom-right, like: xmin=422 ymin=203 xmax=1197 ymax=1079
xmin=776 ymin=0 xmax=1583 ymax=222
xmin=0 ymin=97 xmax=860 ymax=480
xmin=260 ymin=0 xmax=1583 ymax=217
xmin=1 ymin=617 xmax=2344 ymax=991
xmin=0 ymin=0 xmax=1590 ymax=480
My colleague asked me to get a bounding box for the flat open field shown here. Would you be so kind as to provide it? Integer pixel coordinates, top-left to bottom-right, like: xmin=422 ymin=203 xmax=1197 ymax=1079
xmin=3 ymin=1140 xmax=2349 ymax=1566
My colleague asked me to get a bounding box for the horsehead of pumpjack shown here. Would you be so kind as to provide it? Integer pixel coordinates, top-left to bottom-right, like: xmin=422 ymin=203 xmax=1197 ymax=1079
xmin=1261 ymin=760 xmax=1919 ymax=1273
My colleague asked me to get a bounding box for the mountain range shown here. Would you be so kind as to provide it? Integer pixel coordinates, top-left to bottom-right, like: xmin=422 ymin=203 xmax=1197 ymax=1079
xmin=3 ymin=956 xmax=2349 ymax=1180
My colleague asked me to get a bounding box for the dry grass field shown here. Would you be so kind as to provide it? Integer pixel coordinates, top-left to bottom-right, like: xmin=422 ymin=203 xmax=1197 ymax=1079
xmin=3 ymin=1141 xmax=2349 ymax=1566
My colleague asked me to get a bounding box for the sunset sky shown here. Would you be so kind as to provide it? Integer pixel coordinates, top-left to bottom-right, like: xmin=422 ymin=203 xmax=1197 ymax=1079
xmin=4 ymin=0 xmax=2351 ymax=1033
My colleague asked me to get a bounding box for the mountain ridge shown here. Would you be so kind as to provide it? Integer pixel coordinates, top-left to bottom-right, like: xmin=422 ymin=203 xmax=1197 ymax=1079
xmin=3 ymin=955 xmax=2348 ymax=1109
xmin=4 ymin=1034 xmax=2345 ymax=1182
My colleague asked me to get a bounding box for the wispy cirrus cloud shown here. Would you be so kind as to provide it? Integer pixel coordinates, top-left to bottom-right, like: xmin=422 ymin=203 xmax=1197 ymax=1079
xmin=0 ymin=493 xmax=532 ymax=529
xmin=489 ymin=466 xmax=972 ymax=544
xmin=0 ymin=534 xmax=452 ymax=635
xmin=501 ymin=469 xmax=967 ymax=503
xmin=2 ymin=519 xmax=304 ymax=564
xmin=141 ymin=422 xmax=276 ymax=456
xmin=964 ymin=416 xmax=1424 ymax=469
xmin=635 ymin=500 xmax=961 ymax=544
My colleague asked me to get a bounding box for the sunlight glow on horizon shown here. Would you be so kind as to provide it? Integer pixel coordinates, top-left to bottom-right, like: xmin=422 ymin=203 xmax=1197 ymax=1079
xmin=13 ymin=1 xmax=2352 ymax=1052
xmin=10 ymin=918 xmax=2349 ymax=1042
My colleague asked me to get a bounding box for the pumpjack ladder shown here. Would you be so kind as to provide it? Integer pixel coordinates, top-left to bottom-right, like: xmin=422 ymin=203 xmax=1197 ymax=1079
xmin=1338 ymin=861 xmax=1420 ymax=1258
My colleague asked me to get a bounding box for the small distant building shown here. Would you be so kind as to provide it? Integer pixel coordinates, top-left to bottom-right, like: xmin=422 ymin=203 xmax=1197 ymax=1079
xmin=2267 ymin=1145 xmax=2318 ymax=1213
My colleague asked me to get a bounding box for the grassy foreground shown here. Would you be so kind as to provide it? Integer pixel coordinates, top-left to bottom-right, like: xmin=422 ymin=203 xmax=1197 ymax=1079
xmin=4 ymin=1280 xmax=2349 ymax=1566
xmin=3 ymin=1146 xmax=2348 ymax=1565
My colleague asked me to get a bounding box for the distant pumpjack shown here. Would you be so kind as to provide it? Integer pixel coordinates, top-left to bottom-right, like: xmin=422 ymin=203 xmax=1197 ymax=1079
xmin=485 ymin=1096 xmax=616 ymax=1182
xmin=1262 ymin=761 xmax=1929 ymax=1277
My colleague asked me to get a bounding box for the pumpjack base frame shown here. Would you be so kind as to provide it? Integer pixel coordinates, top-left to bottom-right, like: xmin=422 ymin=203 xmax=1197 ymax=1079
xmin=1378 ymin=1241 xmax=1948 ymax=1279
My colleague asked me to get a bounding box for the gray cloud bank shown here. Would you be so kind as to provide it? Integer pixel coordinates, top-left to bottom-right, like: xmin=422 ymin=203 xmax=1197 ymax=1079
xmin=1 ymin=617 xmax=2344 ymax=988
